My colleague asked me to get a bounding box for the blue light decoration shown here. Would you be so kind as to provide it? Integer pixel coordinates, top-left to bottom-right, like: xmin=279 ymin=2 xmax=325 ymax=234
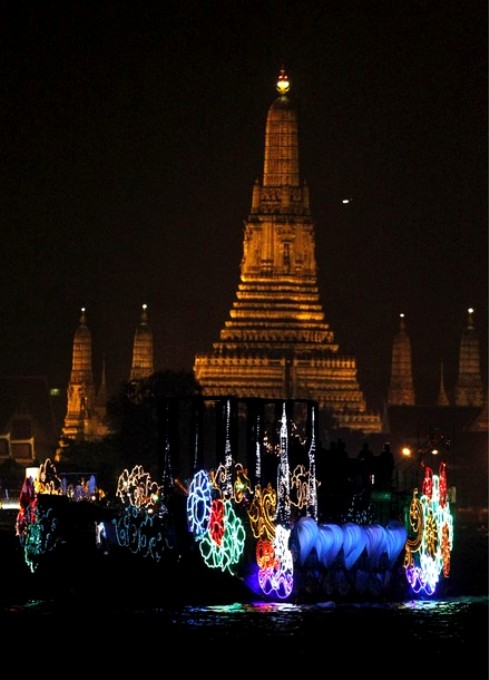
xmin=114 ymin=464 xmax=174 ymax=562
xmin=186 ymin=469 xmax=212 ymax=539
xmin=186 ymin=399 xmax=412 ymax=601
xmin=186 ymin=402 xmax=247 ymax=575
xmin=289 ymin=516 xmax=407 ymax=597
xmin=403 ymin=461 xmax=454 ymax=596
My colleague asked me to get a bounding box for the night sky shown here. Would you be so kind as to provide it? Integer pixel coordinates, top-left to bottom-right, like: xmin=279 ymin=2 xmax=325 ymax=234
xmin=1 ymin=1 xmax=487 ymax=412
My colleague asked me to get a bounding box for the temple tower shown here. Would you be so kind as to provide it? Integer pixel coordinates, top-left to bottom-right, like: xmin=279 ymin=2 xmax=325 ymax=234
xmin=454 ymin=307 xmax=485 ymax=407
xmin=59 ymin=308 xmax=109 ymax=448
xmin=194 ymin=69 xmax=381 ymax=433
xmin=130 ymin=303 xmax=154 ymax=382
xmin=387 ymin=313 xmax=416 ymax=406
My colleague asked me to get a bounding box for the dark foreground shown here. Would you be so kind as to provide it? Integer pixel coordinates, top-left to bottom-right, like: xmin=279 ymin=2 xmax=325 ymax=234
xmin=0 ymin=510 xmax=487 ymax=675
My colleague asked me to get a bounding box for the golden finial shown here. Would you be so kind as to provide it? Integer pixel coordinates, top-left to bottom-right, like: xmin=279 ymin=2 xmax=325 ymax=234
xmin=276 ymin=66 xmax=290 ymax=95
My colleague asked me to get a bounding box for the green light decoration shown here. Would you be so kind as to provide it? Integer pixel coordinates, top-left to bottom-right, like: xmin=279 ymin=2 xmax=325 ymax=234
xmin=198 ymin=498 xmax=246 ymax=573
xmin=404 ymin=462 xmax=454 ymax=595
xmin=16 ymin=475 xmax=62 ymax=573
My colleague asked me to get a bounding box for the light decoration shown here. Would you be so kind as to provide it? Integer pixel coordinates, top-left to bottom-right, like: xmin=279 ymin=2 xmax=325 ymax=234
xmin=15 ymin=475 xmax=62 ymax=573
xmin=233 ymin=463 xmax=252 ymax=505
xmin=258 ymin=524 xmax=294 ymax=599
xmin=186 ymin=469 xmax=212 ymax=538
xmin=37 ymin=458 xmax=61 ymax=495
xmin=250 ymin=402 xmax=295 ymax=598
xmin=114 ymin=465 xmax=172 ymax=561
xmin=224 ymin=399 xmax=234 ymax=498
xmin=115 ymin=504 xmax=169 ymax=561
xmin=186 ymin=400 xmax=419 ymax=601
xmin=306 ymin=404 xmax=318 ymax=521
xmin=116 ymin=464 xmax=162 ymax=509
xmin=275 ymin=402 xmax=291 ymax=528
xmin=255 ymin=411 xmax=262 ymax=482
xmin=187 ymin=464 xmax=246 ymax=574
xmin=198 ymin=498 xmax=246 ymax=573
xmin=248 ymin=483 xmax=295 ymax=600
xmin=403 ymin=461 xmax=454 ymax=596
xmin=15 ymin=458 xmax=104 ymax=572
xmin=289 ymin=516 xmax=407 ymax=597
xmin=289 ymin=465 xmax=309 ymax=510
xmin=247 ymin=483 xmax=277 ymax=540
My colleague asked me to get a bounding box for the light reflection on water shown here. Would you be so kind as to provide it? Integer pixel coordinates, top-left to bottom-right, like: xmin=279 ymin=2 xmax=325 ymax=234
xmin=3 ymin=595 xmax=488 ymax=672
xmin=160 ymin=597 xmax=483 ymax=643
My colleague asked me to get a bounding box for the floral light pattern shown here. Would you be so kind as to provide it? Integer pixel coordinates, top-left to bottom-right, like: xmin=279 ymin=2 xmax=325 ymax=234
xmin=403 ymin=465 xmax=454 ymax=596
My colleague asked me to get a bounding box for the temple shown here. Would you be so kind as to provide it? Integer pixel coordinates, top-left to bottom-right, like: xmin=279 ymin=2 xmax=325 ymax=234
xmin=387 ymin=313 xmax=416 ymax=406
xmin=193 ymin=68 xmax=382 ymax=434
xmin=454 ymin=307 xmax=485 ymax=407
xmin=59 ymin=303 xmax=155 ymax=450
xmin=59 ymin=308 xmax=110 ymax=447
xmin=129 ymin=304 xmax=154 ymax=382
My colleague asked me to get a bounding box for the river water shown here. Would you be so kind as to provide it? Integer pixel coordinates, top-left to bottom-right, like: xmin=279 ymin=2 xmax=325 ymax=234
xmin=1 ymin=511 xmax=487 ymax=674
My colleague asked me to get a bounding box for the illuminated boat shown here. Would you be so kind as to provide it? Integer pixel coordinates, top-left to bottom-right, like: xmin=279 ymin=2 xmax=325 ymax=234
xmin=14 ymin=399 xmax=454 ymax=603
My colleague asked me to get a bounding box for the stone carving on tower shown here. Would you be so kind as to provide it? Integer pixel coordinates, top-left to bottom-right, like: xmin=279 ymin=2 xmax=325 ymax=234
xmin=194 ymin=68 xmax=381 ymax=433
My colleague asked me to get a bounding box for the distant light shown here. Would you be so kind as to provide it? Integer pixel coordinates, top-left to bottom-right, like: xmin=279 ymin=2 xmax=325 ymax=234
xmin=50 ymin=388 xmax=61 ymax=397
xmin=26 ymin=467 xmax=39 ymax=482
xmin=276 ymin=67 xmax=290 ymax=95
xmin=402 ymin=447 xmax=412 ymax=457
xmin=468 ymin=307 xmax=474 ymax=314
xmin=342 ymin=198 xmax=350 ymax=204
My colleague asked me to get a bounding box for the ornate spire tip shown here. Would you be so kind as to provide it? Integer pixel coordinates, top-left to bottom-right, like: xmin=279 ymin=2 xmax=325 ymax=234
xmin=276 ymin=67 xmax=290 ymax=95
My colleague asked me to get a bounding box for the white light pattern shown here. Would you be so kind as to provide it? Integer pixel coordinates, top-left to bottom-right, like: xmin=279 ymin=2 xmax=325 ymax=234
xmin=186 ymin=469 xmax=212 ymax=538
xmin=306 ymin=405 xmax=318 ymax=520
xmin=223 ymin=399 xmax=234 ymax=499
xmin=258 ymin=524 xmax=294 ymax=599
xmin=275 ymin=402 xmax=291 ymax=527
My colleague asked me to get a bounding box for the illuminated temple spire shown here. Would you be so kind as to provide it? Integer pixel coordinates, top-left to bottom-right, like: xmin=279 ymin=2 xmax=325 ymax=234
xmin=454 ymin=307 xmax=485 ymax=407
xmin=60 ymin=308 xmax=109 ymax=448
xmin=387 ymin=313 xmax=416 ymax=406
xmin=130 ymin=304 xmax=154 ymax=381
xmin=194 ymin=68 xmax=381 ymax=433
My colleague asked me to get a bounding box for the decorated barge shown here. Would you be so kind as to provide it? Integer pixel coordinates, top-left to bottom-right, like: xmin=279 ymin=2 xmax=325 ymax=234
xmin=15 ymin=398 xmax=454 ymax=603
